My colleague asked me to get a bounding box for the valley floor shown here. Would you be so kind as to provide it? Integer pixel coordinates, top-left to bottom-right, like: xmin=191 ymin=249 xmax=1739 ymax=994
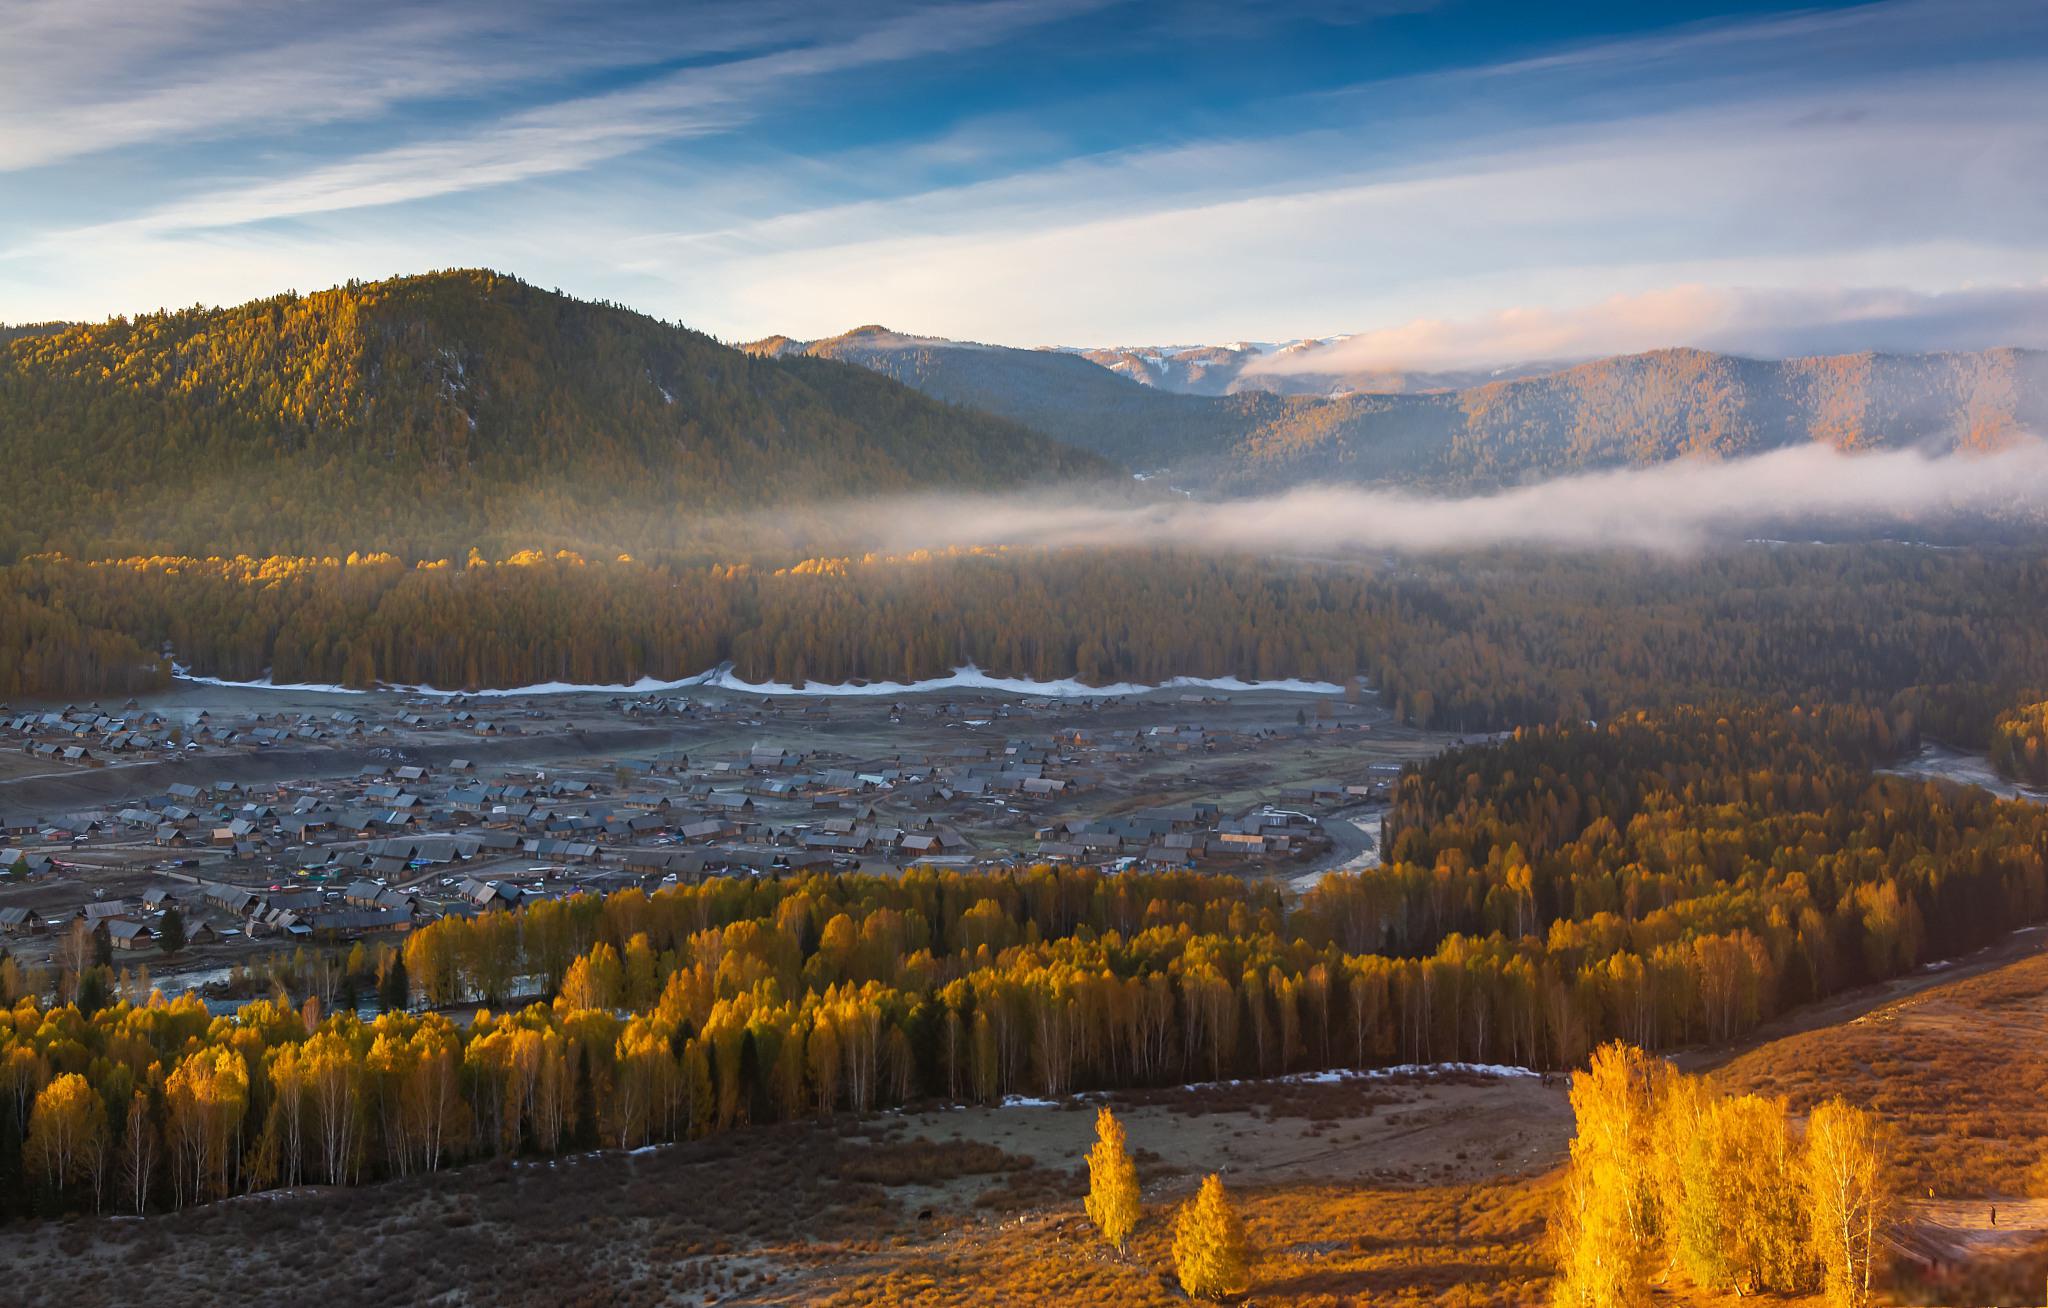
xmin=0 ymin=1071 xmax=1567 ymax=1308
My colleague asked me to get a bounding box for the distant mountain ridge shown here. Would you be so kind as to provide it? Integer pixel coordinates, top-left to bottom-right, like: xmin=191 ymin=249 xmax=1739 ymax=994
xmin=1069 ymin=339 xmax=1553 ymax=397
xmin=750 ymin=327 xmax=2048 ymax=490
xmin=0 ymin=272 xmax=1112 ymax=560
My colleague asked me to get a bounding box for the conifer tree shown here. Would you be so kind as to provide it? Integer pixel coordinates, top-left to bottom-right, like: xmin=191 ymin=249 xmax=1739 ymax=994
xmin=1172 ymin=1173 xmax=1250 ymax=1300
xmin=378 ymin=953 xmax=409 ymax=1013
xmin=1083 ymin=1105 xmax=1140 ymax=1250
xmin=158 ymin=906 xmax=186 ymax=957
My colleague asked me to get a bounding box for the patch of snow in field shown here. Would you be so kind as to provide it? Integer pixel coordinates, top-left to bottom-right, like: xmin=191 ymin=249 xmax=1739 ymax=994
xmin=998 ymin=1095 xmax=1061 ymax=1109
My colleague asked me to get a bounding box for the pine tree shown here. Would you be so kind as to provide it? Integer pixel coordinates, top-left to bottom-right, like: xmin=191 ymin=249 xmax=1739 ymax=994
xmin=158 ymin=906 xmax=186 ymax=957
xmin=378 ymin=953 xmax=409 ymax=1013
xmin=75 ymin=967 xmax=110 ymax=1018
xmin=1172 ymin=1173 xmax=1250 ymax=1300
xmin=1083 ymin=1105 xmax=1140 ymax=1250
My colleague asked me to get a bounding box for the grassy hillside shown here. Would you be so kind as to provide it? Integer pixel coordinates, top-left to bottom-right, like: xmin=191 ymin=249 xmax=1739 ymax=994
xmin=0 ymin=272 xmax=1115 ymax=560
xmin=771 ymin=330 xmax=2048 ymax=490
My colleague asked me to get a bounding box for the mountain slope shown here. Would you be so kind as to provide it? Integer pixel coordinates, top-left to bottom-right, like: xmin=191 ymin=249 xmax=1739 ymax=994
xmin=767 ymin=329 xmax=2048 ymax=490
xmin=752 ymin=325 xmax=1259 ymax=470
xmin=0 ymin=272 xmax=1114 ymax=560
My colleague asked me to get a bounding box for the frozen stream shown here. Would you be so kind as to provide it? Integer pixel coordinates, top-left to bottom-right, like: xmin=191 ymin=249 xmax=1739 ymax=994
xmin=1882 ymin=743 xmax=2048 ymax=804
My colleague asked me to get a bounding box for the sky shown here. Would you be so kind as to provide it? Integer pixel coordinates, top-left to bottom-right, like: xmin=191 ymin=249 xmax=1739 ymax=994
xmin=3 ymin=0 xmax=2045 ymax=369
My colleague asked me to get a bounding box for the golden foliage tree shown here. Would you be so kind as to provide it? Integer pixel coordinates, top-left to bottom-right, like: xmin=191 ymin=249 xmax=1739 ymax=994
xmin=1716 ymin=1093 xmax=1808 ymax=1294
xmin=1653 ymin=1084 xmax=1807 ymax=1295
xmin=1173 ymin=1173 xmax=1250 ymax=1300
xmin=1553 ymin=1042 xmax=1670 ymax=1308
xmin=1802 ymin=1098 xmax=1894 ymax=1308
xmin=1556 ymin=1045 xmax=1900 ymax=1306
xmin=1083 ymin=1105 xmax=1141 ymax=1251
xmin=25 ymin=1072 xmax=108 ymax=1207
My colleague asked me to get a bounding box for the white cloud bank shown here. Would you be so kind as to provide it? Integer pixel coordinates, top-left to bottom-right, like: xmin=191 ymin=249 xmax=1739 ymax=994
xmin=812 ymin=441 xmax=2048 ymax=556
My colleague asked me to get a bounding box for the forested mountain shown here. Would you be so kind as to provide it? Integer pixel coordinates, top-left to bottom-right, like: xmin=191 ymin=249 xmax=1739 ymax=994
xmin=751 ymin=325 xmax=1264 ymax=472
xmin=757 ymin=328 xmax=2048 ymax=489
xmin=0 ymin=272 xmax=1113 ymax=561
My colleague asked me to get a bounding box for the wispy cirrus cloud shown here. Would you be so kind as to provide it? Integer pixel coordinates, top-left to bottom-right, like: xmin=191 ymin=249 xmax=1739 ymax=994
xmin=20 ymin=0 xmax=1103 ymax=235
xmin=0 ymin=0 xmax=788 ymax=171
xmin=632 ymin=59 xmax=2048 ymax=348
xmin=4 ymin=0 xmax=2045 ymax=363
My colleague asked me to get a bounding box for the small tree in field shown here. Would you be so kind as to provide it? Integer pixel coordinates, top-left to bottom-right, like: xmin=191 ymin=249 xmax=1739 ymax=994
xmin=1173 ymin=1173 xmax=1250 ymax=1300
xmin=1084 ymin=1105 xmax=1140 ymax=1250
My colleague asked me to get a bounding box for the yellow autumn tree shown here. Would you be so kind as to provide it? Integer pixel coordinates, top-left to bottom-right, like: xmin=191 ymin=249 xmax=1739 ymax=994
xmin=164 ymin=1045 xmax=249 ymax=1205
xmin=560 ymin=943 xmax=624 ymax=1012
xmin=1084 ymin=1105 xmax=1141 ymax=1250
xmin=1717 ymin=1093 xmax=1808 ymax=1294
xmin=1653 ymin=1082 xmax=1808 ymax=1296
xmin=1173 ymin=1173 xmax=1250 ymax=1300
xmin=1651 ymin=1072 xmax=1728 ymax=1291
xmin=1552 ymin=1042 xmax=1671 ymax=1308
xmin=1802 ymin=1098 xmax=1894 ymax=1308
xmin=26 ymin=1072 xmax=108 ymax=1206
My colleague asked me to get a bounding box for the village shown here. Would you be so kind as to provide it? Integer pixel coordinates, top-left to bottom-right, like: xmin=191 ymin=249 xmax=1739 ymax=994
xmin=0 ymin=680 xmax=1449 ymax=1007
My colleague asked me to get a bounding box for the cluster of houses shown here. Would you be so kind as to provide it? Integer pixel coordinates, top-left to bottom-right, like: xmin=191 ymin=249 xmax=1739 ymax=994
xmin=1036 ymin=804 xmax=1328 ymax=866
xmin=0 ymin=685 xmax=1407 ymax=976
xmin=4 ymin=702 xmax=186 ymax=765
xmin=0 ymin=694 xmax=572 ymax=773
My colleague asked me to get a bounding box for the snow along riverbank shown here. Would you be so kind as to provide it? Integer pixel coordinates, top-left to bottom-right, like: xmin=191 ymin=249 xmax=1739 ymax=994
xmin=172 ymin=662 xmax=1350 ymax=700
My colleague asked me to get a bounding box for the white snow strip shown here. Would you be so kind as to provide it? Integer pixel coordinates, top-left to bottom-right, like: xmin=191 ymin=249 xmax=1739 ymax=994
xmin=998 ymin=1095 xmax=1061 ymax=1109
xmin=172 ymin=665 xmax=369 ymax=695
xmin=1170 ymin=1062 xmax=1540 ymax=1094
xmin=170 ymin=662 xmax=1348 ymax=700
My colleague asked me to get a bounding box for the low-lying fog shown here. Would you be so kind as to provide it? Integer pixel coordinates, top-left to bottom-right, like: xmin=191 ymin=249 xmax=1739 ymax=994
xmin=785 ymin=439 xmax=2048 ymax=556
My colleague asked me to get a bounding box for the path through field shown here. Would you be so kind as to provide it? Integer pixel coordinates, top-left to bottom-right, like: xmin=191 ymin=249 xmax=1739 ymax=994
xmin=1894 ymin=1197 xmax=2048 ymax=1270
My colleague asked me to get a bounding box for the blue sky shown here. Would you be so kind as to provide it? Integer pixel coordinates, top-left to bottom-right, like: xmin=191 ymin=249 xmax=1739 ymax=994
xmin=3 ymin=0 xmax=2045 ymax=368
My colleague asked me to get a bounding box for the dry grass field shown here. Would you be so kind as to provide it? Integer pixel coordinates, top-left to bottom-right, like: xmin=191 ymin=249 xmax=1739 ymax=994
xmin=1719 ymin=949 xmax=2048 ymax=1197
xmin=1718 ymin=944 xmax=2048 ymax=1304
xmin=0 ymin=1072 xmax=1571 ymax=1308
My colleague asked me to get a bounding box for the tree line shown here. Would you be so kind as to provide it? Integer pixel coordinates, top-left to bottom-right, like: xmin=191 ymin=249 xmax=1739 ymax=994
xmin=2 ymin=700 xmax=2044 ymax=1215
xmin=1990 ymin=695 xmax=2048 ymax=786
xmin=11 ymin=545 xmax=2048 ymax=753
